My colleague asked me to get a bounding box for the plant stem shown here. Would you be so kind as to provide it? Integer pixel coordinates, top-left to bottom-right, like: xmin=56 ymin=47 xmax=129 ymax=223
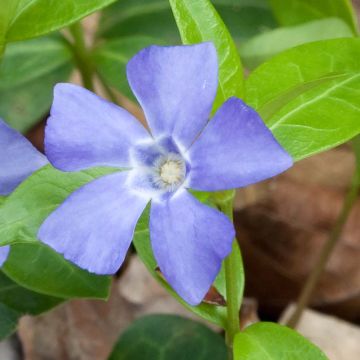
xmin=287 ymin=168 xmax=360 ymax=328
xmin=68 ymin=22 xmax=94 ymax=91
xmin=225 ymin=242 xmax=240 ymax=357
xmin=96 ymin=70 xmax=119 ymax=104
xmin=219 ymin=196 xmax=241 ymax=355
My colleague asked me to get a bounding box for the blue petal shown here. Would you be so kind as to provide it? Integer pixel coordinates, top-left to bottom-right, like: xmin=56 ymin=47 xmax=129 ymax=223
xmin=45 ymin=83 xmax=151 ymax=172
xmin=187 ymin=98 xmax=293 ymax=191
xmin=0 ymin=246 xmax=10 ymax=267
xmin=150 ymin=190 xmax=234 ymax=305
xmin=0 ymin=119 xmax=47 ymax=195
xmin=38 ymin=172 xmax=149 ymax=274
xmin=127 ymin=43 xmax=218 ymax=148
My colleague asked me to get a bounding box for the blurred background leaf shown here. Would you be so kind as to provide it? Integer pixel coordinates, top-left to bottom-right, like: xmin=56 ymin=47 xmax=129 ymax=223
xmin=108 ymin=314 xmax=227 ymax=360
xmin=93 ymin=36 xmax=160 ymax=99
xmin=0 ymin=36 xmax=74 ymax=133
xmin=241 ymin=18 xmax=354 ymax=69
xmin=269 ymin=0 xmax=358 ymax=35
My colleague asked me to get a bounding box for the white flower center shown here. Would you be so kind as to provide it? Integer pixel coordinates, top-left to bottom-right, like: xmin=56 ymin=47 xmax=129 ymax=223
xmin=160 ymin=160 xmax=184 ymax=185
xmin=153 ymin=153 xmax=186 ymax=192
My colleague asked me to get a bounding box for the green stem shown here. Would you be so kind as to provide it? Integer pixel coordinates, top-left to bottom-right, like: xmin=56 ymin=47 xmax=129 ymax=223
xmin=287 ymin=168 xmax=360 ymax=328
xmin=225 ymin=242 xmax=241 ymax=355
xmin=96 ymin=70 xmax=120 ymax=104
xmin=219 ymin=196 xmax=241 ymax=355
xmin=68 ymin=22 xmax=94 ymax=91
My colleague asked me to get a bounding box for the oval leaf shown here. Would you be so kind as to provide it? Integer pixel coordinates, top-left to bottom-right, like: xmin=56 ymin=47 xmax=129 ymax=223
xmin=246 ymin=38 xmax=360 ymax=160
xmin=109 ymin=314 xmax=227 ymax=360
xmin=234 ymin=322 xmax=328 ymax=360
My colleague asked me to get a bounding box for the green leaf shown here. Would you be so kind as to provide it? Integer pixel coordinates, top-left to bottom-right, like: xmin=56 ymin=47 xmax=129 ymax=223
xmin=0 ymin=36 xmax=74 ymax=132
xmin=2 ymin=243 xmax=111 ymax=300
xmin=0 ymin=165 xmax=117 ymax=299
xmin=0 ymin=303 xmax=19 ymax=340
xmin=98 ymin=0 xmax=181 ymax=43
xmin=241 ymin=18 xmax=354 ymax=69
xmin=233 ymin=322 xmax=328 ymax=360
xmin=98 ymin=0 xmax=276 ymax=46
xmin=0 ymin=271 xmax=62 ymax=315
xmin=169 ymin=0 xmax=244 ymax=110
xmin=93 ymin=36 xmax=161 ymax=99
xmin=133 ymin=208 xmax=228 ymax=328
xmin=246 ymin=38 xmax=360 ymax=160
xmin=213 ymin=0 xmax=276 ymax=46
xmin=0 ymin=0 xmax=117 ymax=48
xmin=269 ymin=0 xmax=358 ymax=35
xmin=108 ymin=314 xmax=227 ymax=360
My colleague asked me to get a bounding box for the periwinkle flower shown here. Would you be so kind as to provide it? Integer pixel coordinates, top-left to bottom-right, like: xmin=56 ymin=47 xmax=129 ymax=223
xmin=38 ymin=43 xmax=292 ymax=305
xmin=0 ymin=119 xmax=48 ymax=266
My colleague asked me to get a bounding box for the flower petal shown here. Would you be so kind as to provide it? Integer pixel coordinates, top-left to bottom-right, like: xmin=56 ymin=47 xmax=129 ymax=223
xmin=127 ymin=43 xmax=218 ymax=148
xmin=0 ymin=119 xmax=47 ymax=195
xmin=187 ymin=98 xmax=293 ymax=191
xmin=0 ymin=246 xmax=10 ymax=267
xmin=45 ymin=83 xmax=151 ymax=171
xmin=38 ymin=172 xmax=149 ymax=274
xmin=149 ymin=190 xmax=234 ymax=305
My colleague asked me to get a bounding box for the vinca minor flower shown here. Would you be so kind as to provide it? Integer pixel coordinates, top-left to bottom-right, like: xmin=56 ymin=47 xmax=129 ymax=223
xmin=38 ymin=43 xmax=292 ymax=305
xmin=0 ymin=119 xmax=48 ymax=266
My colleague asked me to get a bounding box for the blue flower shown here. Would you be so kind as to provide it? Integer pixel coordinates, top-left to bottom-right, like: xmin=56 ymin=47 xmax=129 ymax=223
xmin=0 ymin=118 xmax=48 ymax=266
xmin=38 ymin=43 xmax=292 ymax=305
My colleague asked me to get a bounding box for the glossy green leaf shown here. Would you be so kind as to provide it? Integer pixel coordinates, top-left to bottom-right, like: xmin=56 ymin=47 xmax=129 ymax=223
xmin=108 ymin=314 xmax=227 ymax=360
xmin=0 ymin=36 xmax=74 ymax=132
xmin=93 ymin=36 xmax=161 ymax=99
xmin=0 ymin=0 xmax=117 ymax=47
xmin=233 ymin=322 xmax=328 ymax=360
xmin=0 ymin=303 xmax=19 ymax=340
xmin=0 ymin=165 xmax=117 ymax=299
xmin=98 ymin=0 xmax=276 ymax=46
xmin=2 ymin=243 xmax=111 ymax=299
xmin=241 ymin=18 xmax=353 ymax=69
xmin=133 ymin=208 xmax=228 ymax=328
xmin=269 ymin=0 xmax=358 ymax=35
xmin=0 ymin=271 xmax=62 ymax=315
xmin=169 ymin=0 xmax=244 ymax=110
xmin=246 ymin=38 xmax=360 ymax=160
